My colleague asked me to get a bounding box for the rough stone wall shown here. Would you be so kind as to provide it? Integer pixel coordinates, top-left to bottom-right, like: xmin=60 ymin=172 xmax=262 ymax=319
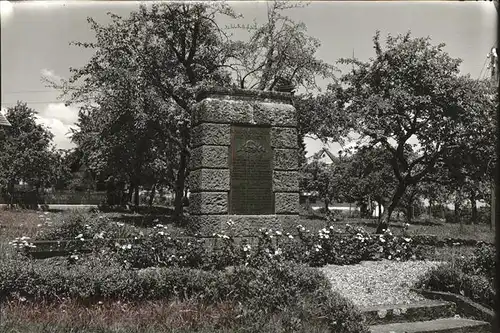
xmin=188 ymin=88 xmax=300 ymax=235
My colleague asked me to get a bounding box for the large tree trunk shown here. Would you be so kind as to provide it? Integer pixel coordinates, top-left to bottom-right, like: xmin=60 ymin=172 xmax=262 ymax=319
xmin=491 ymin=182 xmax=495 ymax=230
xmin=127 ymin=183 xmax=133 ymax=204
xmin=406 ymin=204 xmax=412 ymax=223
xmin=360 ymin=202 xmax=368 ymax=218
xmin=134 ymin=185 xmax=139 ymax=207
xmin=470 ymin=192 xmax=477 ymax=225
xmin=324 ymin=198 xmax=329 ymax=215
xmin=173 ymin=149 xmax=188 ymax=219
xmin=377 ymin=183 xmax=406 ymax=234
xmin=454 ymin=195 xmax=461 ymax=224
xmin=148 ymin=183 xmax=156 ymax=207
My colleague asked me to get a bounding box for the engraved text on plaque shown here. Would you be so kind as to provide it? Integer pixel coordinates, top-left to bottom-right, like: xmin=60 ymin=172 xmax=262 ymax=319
xmin=230 ymin=126 xmax=273 ymax=214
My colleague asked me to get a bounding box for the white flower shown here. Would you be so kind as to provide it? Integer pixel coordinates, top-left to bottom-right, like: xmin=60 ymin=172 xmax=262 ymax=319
xmin=275 ymin=230 xmax=282 ymax=236
xmin=243 ymin=245 xmax=251 ymax=252
xmin=44 ymin=212 xmax=49 ymax=215
xmin=158 ymin=231 xmax=165 ymax=236
xmin=288 ymin=234 xmax=294 ymax=239
xmin=116 ymin=222 xmax=124 ymax=227
xmin=393 ymin=308 xmax=401 ymax=316
xmin=274 ymin=248 xmax=282 ymax=256
xmin=37 ymin=224 xmax=42 ymax=227
xmin=93 ymin=232 xmax=105 ymax=239
xmin=377 ymin=309 xmax=387 ymax=318
xmin=75 ymin=234 xmax=83 ymax=239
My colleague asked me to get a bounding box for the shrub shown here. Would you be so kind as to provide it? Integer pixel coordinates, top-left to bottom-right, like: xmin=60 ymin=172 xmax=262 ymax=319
xmin=416 ymin=261 xmax=495 ymax=309
xmin=38 ymin=212 xmax=138 ymax=241
xmin=23 ymin=214 xmax=422 ymax=270
xmin=0 ymin=257 xmax=368 ymax=333
xmin=458 ymin=244 xmax=495 ymax=281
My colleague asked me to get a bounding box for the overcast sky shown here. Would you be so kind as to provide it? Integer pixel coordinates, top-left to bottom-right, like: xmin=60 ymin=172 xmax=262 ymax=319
xmin=0 ymin=1 xmax=497 ymax=156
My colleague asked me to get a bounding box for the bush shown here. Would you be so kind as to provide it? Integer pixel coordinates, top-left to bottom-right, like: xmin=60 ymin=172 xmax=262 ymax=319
xmin=458 ymin=244 xmax=495 ymax=281
xmin=23 ymin=212 xmax=422 ymax=270
xmin=415 ymin=245 xmax=496 ymax=310
xmin=0 ymin=257 xmax=368 ymax=333
xmin=37 ymin=212 xmax=138 ymax=241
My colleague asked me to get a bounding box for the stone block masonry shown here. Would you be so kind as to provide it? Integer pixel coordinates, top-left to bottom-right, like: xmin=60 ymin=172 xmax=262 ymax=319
xmin=188 ymin=87 xmax=300 ymax=236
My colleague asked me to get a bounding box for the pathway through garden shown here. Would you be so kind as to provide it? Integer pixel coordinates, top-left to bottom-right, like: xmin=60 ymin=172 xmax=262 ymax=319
xmin=320 ymin=260 xmax=443 ymax=307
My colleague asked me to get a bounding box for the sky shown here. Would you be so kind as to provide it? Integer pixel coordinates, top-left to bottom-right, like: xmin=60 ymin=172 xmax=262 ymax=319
xmin=0 ymin=1 xmax=497 ymax=157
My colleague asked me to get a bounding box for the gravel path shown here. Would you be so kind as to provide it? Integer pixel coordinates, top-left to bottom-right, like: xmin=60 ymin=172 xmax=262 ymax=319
xmin=320 ymin=260 xmax=443 ymax=307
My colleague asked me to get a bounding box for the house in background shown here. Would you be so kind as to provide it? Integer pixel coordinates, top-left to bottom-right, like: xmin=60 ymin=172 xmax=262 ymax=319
xmin=0 ymin=112 xmax=11 ymax=127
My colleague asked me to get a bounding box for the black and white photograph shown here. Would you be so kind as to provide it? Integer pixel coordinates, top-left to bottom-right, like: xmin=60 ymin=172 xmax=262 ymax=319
xmin=0 ymin=1 xmax=498 ymax=332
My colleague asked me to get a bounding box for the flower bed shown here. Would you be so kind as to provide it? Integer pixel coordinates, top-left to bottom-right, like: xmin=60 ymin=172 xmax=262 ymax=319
xmin=13 ymin=213 xmax=423 ymax=270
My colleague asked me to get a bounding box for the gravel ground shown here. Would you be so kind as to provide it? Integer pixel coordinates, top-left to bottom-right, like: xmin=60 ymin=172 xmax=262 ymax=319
xmin=320 ymin=260 xmax=443 ymax=307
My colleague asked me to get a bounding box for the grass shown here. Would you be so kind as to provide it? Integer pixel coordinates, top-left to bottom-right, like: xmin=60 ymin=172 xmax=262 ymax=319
xmin=1 ymin=299 xmax=251 ymax=333
xmin=320 ymin=217 xmax=495 ymax=244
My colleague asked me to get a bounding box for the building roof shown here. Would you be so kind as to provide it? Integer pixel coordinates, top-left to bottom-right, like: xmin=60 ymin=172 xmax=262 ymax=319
xmin=0 ymin=113 xmax=11 ymax=127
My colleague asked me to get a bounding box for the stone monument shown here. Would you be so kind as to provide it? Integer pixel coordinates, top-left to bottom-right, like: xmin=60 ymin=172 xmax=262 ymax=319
xmin=188 ymin=87 xmax=300 ymax=235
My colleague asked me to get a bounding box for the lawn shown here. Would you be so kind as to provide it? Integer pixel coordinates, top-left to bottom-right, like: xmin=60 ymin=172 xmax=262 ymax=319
xmin=299 ymin=215 xmax=495 ymax=243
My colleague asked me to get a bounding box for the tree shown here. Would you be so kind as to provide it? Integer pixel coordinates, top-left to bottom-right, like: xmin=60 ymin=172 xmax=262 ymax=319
xmin=45 ymin=3 xmax=238 ymax=216
xmin=333 ymin=146 xmax=396 ymax=219
xmin=229 ymin=1 xmax=341 ymax=170
xmin=301 ymin=157 xmax=335 ymax=214
xmin=440 ymin=79 xmax=497 ymax=225
xmin=335 ymin=31 xmax=495 ymax=233
xmin=228 ymin=1 xmax=336 ymax=91
xmin=0 ymin=102 xmax=58 ymax=206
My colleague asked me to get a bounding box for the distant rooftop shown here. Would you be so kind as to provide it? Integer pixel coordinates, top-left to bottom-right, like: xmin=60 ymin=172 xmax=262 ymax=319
xmin=0 ymin=113 xmax=11 ymax=127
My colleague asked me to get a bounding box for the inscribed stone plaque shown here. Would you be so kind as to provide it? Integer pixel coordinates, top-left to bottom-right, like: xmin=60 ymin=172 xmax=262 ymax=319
xmin=230 ymin=125 xmax=274 ymax=214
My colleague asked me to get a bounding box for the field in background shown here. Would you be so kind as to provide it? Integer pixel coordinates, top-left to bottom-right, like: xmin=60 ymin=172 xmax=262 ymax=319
xmin=1 ymin=208 xmax=494 ymax=245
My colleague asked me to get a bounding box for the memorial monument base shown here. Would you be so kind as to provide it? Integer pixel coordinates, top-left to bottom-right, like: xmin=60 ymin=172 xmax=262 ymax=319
xmin=188 ymin=214 xmax=301 ymax=236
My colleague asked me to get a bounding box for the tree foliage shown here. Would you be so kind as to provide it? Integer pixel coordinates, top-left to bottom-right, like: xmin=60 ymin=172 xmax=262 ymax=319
xmin=229 ymin=1 xmax=336 ymax=92
xmin=333 ymin=146 xmax=396 ymax=217
xmin=330 ymin=31 xmax=496 ymax=231
xmin=45 ymin=3 xmax=238 ymax=214
xmin=0 ymin=102 xmax=62 ymax=204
